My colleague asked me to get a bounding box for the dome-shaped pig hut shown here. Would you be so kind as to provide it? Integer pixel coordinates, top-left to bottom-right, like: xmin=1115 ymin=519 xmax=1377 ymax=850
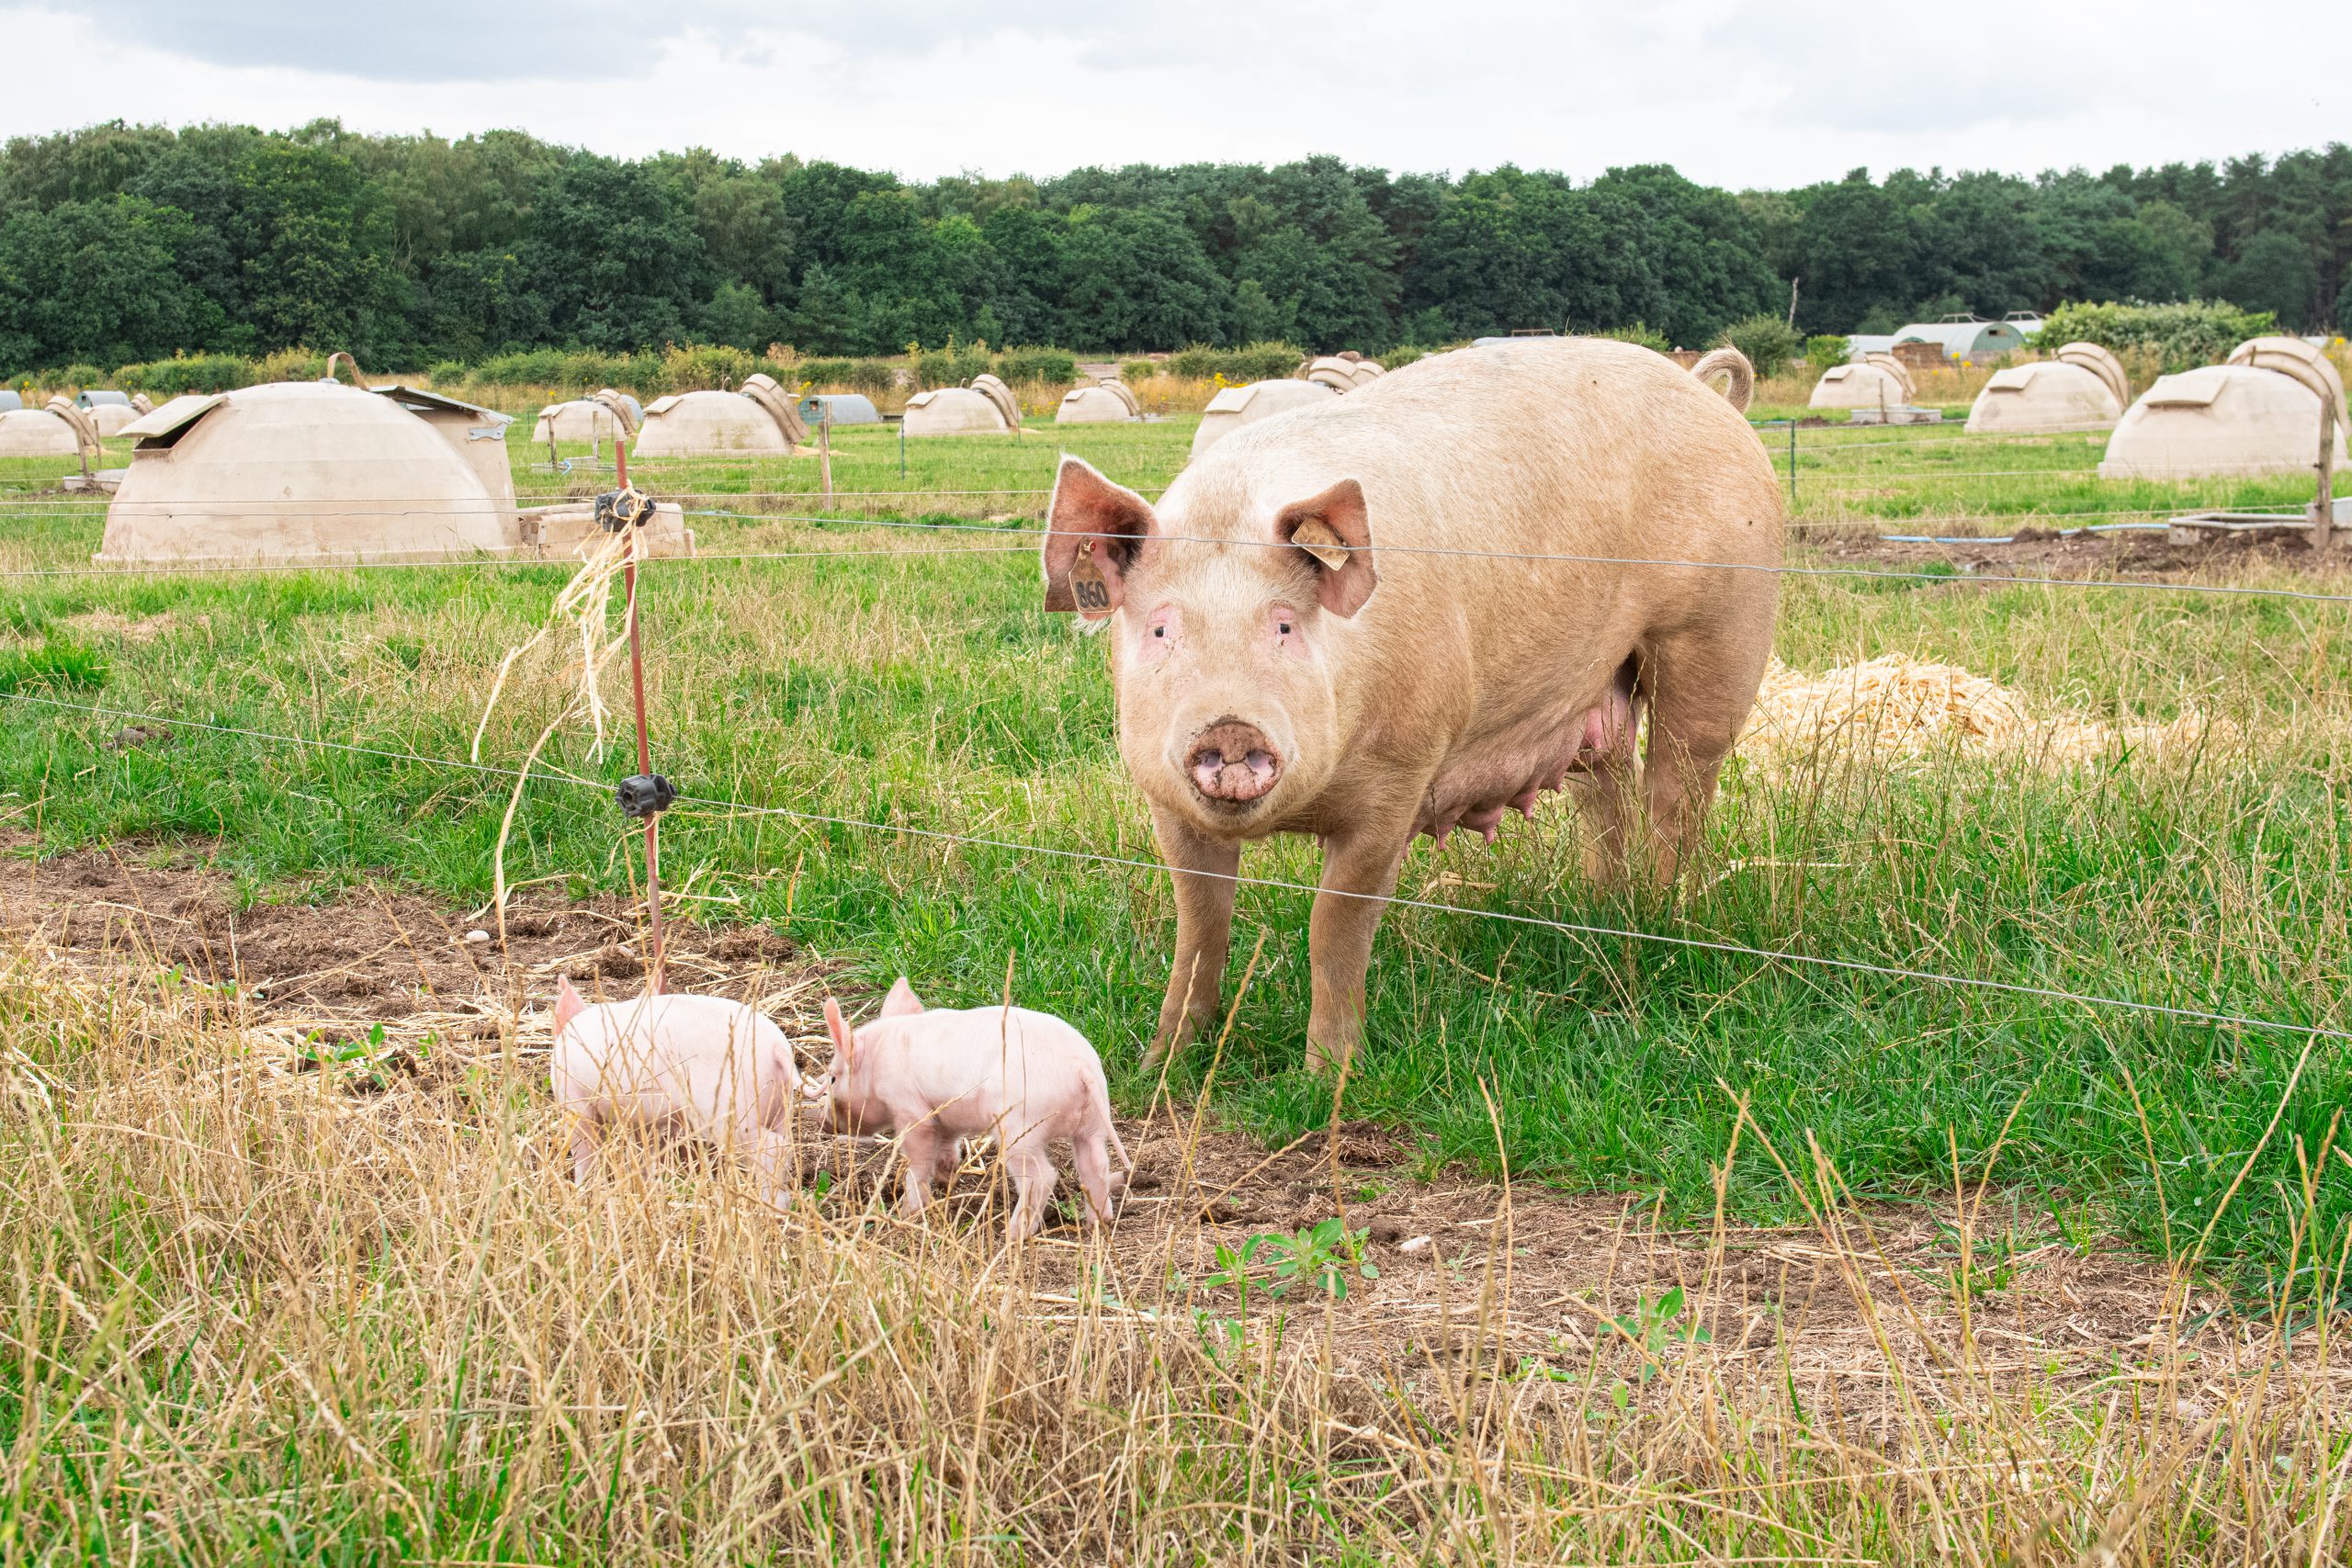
xmin=1810 ymin=353 xmax=1916 ymax=412
xmin=99 ymin=378 xmax=691 ymax=565
xmin=1055 ymin=379 xmax=1140 ymax=424
xmin=76 ymin=389 xmax=149 ymax=438
xmin=99 ymin=381 xmax=523 ymax=564
xmin=1189 ymin=378 xmax=1340 ymax=457
xmin=531 ymin=388 xmax=642 ymax=443
xmin=2098 ymin=336 xmax=2347 ymax=480
xmin=903 ymin=374 xmax=1022 ymax=436
xmin=0 ymin=396 xmax=100 ymax=459
xmin=1965 ymin=343 xmax=2127 ymax=435
xmin=631 ymin=374 xmax=808 ymax=456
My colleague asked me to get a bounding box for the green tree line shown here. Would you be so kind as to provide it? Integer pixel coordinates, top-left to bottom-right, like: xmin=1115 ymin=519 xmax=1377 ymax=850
xmin=3 ymin=118 xmax=2347 ymax=375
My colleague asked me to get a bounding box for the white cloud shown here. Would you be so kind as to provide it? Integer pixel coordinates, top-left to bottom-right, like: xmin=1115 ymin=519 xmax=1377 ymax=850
xmin=0 ymin=0 xmax=2340 ymax=186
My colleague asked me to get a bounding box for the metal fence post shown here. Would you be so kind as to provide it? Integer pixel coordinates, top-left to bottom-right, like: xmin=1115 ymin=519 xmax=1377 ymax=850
xmin=2313 ymin=397 xmax=2336 ymax=553
xmin=1787 ymin=419 xmax=1798 ymax=510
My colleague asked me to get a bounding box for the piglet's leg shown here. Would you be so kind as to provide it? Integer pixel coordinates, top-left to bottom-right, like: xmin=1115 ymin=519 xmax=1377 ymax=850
xmin=569 ymin=1110 xmax=605 ymax=1183
xmin=897 ymin=1123 xmax=944 ymax=1217
xmin=749 ymin=1128 xmax=798 ymax=1211
xmin=1006 ymin=1146 xmax=1059 ymax=1241
xmin=1072 ymin=1135 xmax=1115 ymax=1227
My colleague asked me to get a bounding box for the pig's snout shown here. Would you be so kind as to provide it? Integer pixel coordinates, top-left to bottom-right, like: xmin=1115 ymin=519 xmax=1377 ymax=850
xmin=1187 ymin=719 xmax=1282 ymax=805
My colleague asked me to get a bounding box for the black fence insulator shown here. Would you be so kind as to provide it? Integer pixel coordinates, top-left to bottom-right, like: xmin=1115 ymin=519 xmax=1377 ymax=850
xmin=616 ymin=773 xmax=675 ymax=818
xmin=595 ymin=486 xmax=656 ymax=532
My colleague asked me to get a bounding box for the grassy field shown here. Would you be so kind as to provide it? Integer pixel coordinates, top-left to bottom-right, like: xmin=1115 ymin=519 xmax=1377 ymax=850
xmin=0 ymin=397 xmax=2347 ymax=1560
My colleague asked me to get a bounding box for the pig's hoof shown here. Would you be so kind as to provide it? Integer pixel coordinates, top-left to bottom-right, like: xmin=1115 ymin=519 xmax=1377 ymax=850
xmin=1304 ymin=1041 xmax=1355 ymax=1077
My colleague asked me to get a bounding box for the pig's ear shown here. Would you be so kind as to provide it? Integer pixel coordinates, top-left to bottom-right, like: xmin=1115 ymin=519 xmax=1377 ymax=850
xmin=554 ymin=975 xmax=587 ymax=1032
xmin=1274 ymin=478 xmax=1377 ymax=618
xmin=823 ymin=996 xmax=856 ymax=1063
xmin=1043 ymin=455 xmax=1157 ymax=618
xmin=880 ymin=976 xmax=924 ymax=1018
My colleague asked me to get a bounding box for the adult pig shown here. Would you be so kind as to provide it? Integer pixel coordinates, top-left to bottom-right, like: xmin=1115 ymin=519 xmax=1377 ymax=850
xmin=550 ymin=978 xmax=804 ymax=1204
xmin=818 ymin=979 xmax=1131 ymax=1240
xmin=1040 ymin=338 xmax=1783 ymax=1073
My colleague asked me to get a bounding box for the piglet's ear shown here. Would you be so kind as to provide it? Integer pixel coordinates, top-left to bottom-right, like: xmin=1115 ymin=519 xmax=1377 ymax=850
xmin=880 ymin=976 xmax=924 ymax=1017
xmin=1043 ymin=456 xmax=1157 ymax=618
xmin=1274 ymin=478 xmax=1377 ymax=618
xmin=554 ymin=976 xmax=587 ymax=1032
xmin=823 ymin=997 xmax=856 ymax=1063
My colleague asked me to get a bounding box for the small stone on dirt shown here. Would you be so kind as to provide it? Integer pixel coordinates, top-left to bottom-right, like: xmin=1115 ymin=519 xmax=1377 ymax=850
xmin=1398 ymin=1235 xmax=1432 ymax=1253
xmin=463 ymin=929 xmax=491 ymax=944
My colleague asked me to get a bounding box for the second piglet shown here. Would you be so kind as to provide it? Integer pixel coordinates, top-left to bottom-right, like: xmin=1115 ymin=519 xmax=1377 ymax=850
xmin=551 ymin=977 xmax=804 ymax=1206
xmin=818 ymin=978 xmax=1130 ymax=1240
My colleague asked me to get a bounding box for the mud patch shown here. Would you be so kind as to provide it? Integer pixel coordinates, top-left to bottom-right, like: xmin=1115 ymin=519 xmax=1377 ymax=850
xmin=1799 ymin=521 xmax=2342 ymax=581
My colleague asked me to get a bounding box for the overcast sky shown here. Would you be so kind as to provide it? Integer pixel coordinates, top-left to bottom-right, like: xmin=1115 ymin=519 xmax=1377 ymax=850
xmin=1 ymin=1 xmax=2339 ymax=188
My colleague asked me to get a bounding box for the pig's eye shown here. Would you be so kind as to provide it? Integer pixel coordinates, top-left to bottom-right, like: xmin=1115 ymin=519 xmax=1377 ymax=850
xmin=1153 ymin=625 xmax=1165 ymax=637
xmin=1278 ymin=621 xmax=1293 ymax=636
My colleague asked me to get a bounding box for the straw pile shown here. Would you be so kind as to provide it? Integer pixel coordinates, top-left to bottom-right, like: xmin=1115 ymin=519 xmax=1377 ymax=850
xmin=1741 ymin=655 xmax=2215 ymax=764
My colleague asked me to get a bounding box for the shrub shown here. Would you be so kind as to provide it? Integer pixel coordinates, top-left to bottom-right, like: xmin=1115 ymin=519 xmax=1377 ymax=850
xmin=1718 ymin=315 xmax=1802 ymax=378
xmin=1595 ymin=323 xmax=1671 ymax=355
xmin=811 ymin=358 xmax=898 ymax=396
xmin=1121 ymin=360 xmax=1156 ymax=384
xmin=114 ymin=354 xmax=257 ymax=396
xmin=255 ymin=346 xmax=327 ymax=384
xmin=1804 ymin=334 xmax=1851 ymax=368
xmin=2031 ymin=299 xmax=2277 ymax=374
xmin=1166 ymin=342 xmax=1306 ymax=382
xmin=1384 ymin=345 xmax=1424 ymax=370
xmin=659 ymin=343 xmax=761 ymax=393
xmin=996 ymin=348 xmax=1078 ymax=386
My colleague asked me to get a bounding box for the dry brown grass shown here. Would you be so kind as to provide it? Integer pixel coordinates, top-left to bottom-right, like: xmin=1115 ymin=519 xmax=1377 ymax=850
xmin=5 ymin=922 xmax=2347 ymax=1563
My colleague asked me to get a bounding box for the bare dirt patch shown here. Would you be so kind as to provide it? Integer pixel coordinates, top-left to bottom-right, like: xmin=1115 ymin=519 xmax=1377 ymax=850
xmin=0 ymin=835 xmax=2315 ymax=1422
xmin=1799 ymin=521 xmax=2343 ymax=581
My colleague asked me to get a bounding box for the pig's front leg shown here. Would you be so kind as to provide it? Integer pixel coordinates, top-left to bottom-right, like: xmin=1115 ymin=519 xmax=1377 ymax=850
xmin=1304 ymin=818 xmax=1414 ymax=1077
xmin=1145 ymin=804 xmax=1240 ymax=1063
xmin=896 ymin=1122 xmax=944 ymax=1216
xmin=568 ymin=1109 xmax=605 ymax=1182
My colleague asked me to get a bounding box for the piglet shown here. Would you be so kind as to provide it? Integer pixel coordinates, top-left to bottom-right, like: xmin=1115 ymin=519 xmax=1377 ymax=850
xmin=550 ymin=976 xmax=803 ymax=1205
xmin=818 ymin=978 xmax=1131 ymax=1240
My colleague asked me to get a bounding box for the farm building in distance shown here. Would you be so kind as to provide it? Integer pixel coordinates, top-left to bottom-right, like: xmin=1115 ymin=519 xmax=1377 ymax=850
xmin=1890 ymin=315 xmax=2031 ymax=363
xmin=1965 ymin=343 xmax=2129 ymax=434
xmin=2098 ymin=335 xmax=2347 ymax=480
xmin=95 ymin=378 xmax=690 ymax=565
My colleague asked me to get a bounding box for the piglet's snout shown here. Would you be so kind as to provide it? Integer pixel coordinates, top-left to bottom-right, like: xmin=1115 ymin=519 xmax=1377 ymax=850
xmin=1187 ymin=719 xmax=1281 ymax=804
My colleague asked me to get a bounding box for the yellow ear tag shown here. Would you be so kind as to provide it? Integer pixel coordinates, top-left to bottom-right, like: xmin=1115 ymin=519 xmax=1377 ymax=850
xmin=1068 ymin=539 xmax=1113 ymax=613
xmin=1290 ymin=518 xmax=1351 ymax=571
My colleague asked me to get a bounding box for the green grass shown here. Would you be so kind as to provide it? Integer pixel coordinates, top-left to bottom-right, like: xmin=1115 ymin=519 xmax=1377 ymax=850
xmin=0 ymin=415 xmax=2346 ymax=1304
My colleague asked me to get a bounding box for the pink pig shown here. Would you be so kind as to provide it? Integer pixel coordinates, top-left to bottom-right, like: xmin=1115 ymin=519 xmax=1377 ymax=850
xmin=819 ymin=978 xmax=1132 ymax=1240
xmin=551 ymin=976 xmax=803 ymax=1205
